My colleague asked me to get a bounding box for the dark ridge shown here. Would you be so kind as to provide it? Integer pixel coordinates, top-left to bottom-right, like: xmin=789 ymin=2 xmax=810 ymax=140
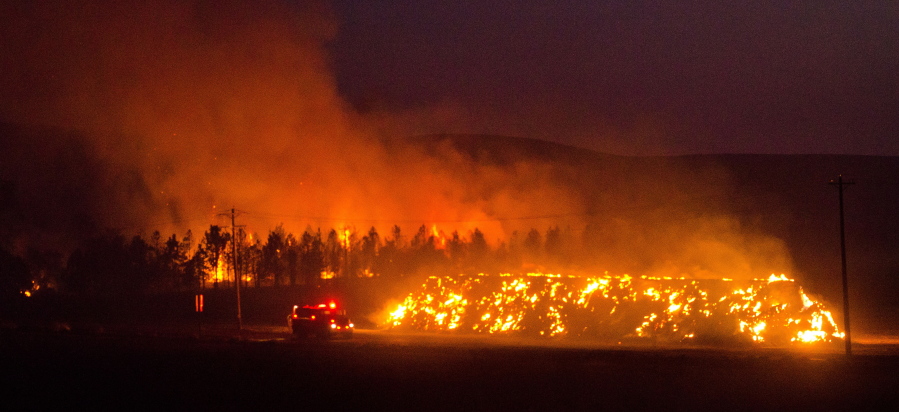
xmin=388 ymin=133 xmax=899 ymax=330
xmin=392 ymin=134 xmax=899 ymax=187
xmin=390 ymin=133 xmax=619 ymax=167
xmin=4 ymin=126 xmax=899 ymax=330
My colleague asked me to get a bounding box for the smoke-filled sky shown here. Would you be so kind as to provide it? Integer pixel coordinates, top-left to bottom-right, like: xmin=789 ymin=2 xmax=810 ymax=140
xmin=0 ymin=0 xmax=589 ymax=242
xmin=0 ymin=0 xmax=894 ymax=280
xmin=330 ymin=0 xmax=899 ymax=156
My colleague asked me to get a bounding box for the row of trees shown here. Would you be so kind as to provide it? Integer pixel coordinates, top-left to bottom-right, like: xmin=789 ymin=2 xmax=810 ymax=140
xmin=4 ymin=223 xmax=604 ymax=296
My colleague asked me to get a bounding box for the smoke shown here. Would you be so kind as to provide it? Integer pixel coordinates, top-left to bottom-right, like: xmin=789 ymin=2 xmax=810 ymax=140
xmin=1 ymin=1 xmax=342 ymax=231
xmin=0 ymin=0 xmax=582 ymax=245
xmin=0 ymin=0 xmax=793 ymax=280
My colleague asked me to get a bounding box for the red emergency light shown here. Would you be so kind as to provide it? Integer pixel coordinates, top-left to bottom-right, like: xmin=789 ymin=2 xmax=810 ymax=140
xmin=307 ymin=301 xmax=338 ymax=310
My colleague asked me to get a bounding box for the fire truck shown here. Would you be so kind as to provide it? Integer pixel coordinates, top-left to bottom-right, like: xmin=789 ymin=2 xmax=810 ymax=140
xmin=288 ymin=301 xmax=354 ymax=339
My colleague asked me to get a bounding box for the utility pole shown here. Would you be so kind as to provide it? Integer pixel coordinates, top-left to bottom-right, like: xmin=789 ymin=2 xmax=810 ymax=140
xmin=829 ymin=175 xmax=854 ymax=355
xmin=219 ymin=207 xmax=246 ymax=332
xmin=343 ymin=226 xmax=350 ymax=279
xmin=232 ymin=208 xmax=241 ymax=332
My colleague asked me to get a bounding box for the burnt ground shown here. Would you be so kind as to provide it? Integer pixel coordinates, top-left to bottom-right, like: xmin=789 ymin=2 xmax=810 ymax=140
xmin=3 ymin=328 xmax=899 ymax=411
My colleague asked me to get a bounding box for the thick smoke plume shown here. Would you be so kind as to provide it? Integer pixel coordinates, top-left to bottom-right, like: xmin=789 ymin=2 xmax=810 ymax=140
xmin=0 ymin=0 xmax=792 ymax=280
xmin=0 ymin=1 xmax=588 ymax=242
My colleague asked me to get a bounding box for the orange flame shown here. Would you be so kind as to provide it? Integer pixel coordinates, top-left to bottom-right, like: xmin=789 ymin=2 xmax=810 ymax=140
xmin=388 ymin=273 xmax=843 ymax=344
xmin=431 ymin=225 xmax=447 ymax=250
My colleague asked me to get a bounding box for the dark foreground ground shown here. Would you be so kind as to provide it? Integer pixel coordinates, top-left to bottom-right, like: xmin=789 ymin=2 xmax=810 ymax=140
xmin=3 ymin=328 xmax=899 ymax=411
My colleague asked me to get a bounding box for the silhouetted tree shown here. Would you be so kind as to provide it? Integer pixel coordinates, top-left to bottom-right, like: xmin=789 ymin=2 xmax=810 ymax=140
xmin=127 ymin=234 xmax=155 ymax=292
xmin=261 ymin=225 xmax=287 ymax=286
xmin=411 ymin=225 xmax=429 ymax=250
xmin=324 ymin=229 xmax=343 ymax=278
xmin=241 ymin=232 xmax=262 ymax=288
xmin=467 ymin=228 xmax=490 ymax=272
xmin=359 ymin=227 xmax=381 ymax=277
xmin=24 ymin=248 xmax=63 ymax=293
xmin=409 ymin=225 xmax=450 ymax=274
xmin=181 ymin=230 xmax=204 ymax=289
xmin=64 ymin=231 xmax=131 ymax=294
xmin=493 ymin=240 xmax=512 ymax=272
xmin=447 ymin=231 xmax=465 ymax=271
xmin=0 ymin=247 xmax=29 ymax=298
xmin=186 ymin=249 xmax=206 ymax=290
xmin=150 ymin=230 xmax=162 ymax=251
xmin=202 ymin=225 xmax=231 ymax=288
xmin=285 ymin=232 xmax=299 ymax=286
xmin=156 ymin=234 xmax=187 ymax=291
xmin=343 ymin=227 xmax=361 ymax=279
xmin=523 ymin=228 xmax=543 ymax=264
xmin=376 ymin=225 xmax=405 ymax=277
xmin=506 ymin=230 xmax=524 ymax=269
xmin=299 ymin=229 xmax=324 ymax=286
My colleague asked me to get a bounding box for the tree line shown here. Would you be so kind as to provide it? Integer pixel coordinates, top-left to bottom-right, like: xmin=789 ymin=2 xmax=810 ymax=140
xmin=2 ymin=223 xmax=611 ymax=297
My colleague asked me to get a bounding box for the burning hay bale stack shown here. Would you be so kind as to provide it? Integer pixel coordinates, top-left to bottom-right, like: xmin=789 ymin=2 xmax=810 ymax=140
xmin=388 ymin=273 xmax=843 ymax=345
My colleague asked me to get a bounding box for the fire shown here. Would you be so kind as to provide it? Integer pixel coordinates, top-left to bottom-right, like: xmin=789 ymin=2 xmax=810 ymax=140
xmin=431 ymin=225 xmax=447 ymax=249
xmin=387 ymin=273 xmax=843 ymax=345
xmin=210 ymin=256 xmax=227 ymax=285
xmin=21 ymin=280 xmax=39 ymax=297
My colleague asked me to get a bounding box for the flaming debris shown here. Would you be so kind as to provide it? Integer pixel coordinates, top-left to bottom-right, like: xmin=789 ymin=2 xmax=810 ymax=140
xmin=387 ymin=273 xmax=843 ymax=344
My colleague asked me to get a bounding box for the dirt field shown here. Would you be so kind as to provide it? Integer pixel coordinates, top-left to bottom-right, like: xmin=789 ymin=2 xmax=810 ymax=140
xmin=3 ymin=328 xmax=898 ymax=410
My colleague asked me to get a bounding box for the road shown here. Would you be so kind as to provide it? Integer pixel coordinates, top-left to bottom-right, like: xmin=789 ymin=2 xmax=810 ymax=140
xmin=3 ymin=327 xmax=899 ymax=410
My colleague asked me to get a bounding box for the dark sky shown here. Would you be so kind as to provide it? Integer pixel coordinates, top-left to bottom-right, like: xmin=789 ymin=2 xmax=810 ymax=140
xmin=328 ymin=1 xmax=899 ymax=155
xmin=0 ymin=0 xmax=897 ymax=245
xmin=1 ymin=1 xmax=895 ymax=319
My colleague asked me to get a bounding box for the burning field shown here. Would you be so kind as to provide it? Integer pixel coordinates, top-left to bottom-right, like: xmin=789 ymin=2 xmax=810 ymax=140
xmin=387 ymin=273 xmax=843 ymax=345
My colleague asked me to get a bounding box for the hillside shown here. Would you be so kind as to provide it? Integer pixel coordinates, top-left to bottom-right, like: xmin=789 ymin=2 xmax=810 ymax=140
xmin=2 ymin=124 xmax=897 ymax=332
xmin=391 ymin=134 xmax=899 ymax=331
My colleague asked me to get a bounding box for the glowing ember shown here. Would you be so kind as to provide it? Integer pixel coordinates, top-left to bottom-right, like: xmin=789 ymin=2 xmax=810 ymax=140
xmin=387 ymin=273 xmax=843 ymax=344
xmin=21 ymin=280 xmax=39 ymax=297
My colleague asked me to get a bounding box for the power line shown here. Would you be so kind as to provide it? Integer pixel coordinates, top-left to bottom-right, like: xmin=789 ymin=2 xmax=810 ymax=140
xmin=119 ymin=186 xmax=844 ymax=232
xmin=243 ymin=191 xmax=773 ymax=224
xmin=246 ymin=210 xmax=590 ymax=224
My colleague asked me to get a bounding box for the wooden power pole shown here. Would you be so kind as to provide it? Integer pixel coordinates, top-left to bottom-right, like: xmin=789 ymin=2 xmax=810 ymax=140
xmin=830 ymin=175 xmax=854 ymax=355
xmin=219 ymin=207 xmax=245 ymax=332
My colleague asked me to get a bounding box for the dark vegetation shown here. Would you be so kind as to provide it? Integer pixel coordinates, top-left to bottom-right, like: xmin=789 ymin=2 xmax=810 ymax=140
xmin=2 ymin=133 xmax=898 ymax=332
xmin=0 ymin=222 xmax=619 ymax=328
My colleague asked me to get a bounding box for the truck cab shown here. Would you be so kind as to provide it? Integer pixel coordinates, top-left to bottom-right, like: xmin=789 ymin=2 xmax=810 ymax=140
xmin=288 ymin=301 xmax=354 ymax=339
